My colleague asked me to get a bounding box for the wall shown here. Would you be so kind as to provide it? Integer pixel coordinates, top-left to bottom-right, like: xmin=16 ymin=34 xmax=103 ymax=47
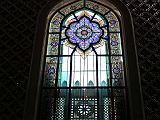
xmin=0 ymin=0 xmax=160 ymax=120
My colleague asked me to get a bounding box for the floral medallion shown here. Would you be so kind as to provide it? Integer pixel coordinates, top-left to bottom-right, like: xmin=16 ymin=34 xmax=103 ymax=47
xmin=64 ymin=13 xmax=106 ymax=58
xmin=74 ymin=101 xmax=94 ymax=118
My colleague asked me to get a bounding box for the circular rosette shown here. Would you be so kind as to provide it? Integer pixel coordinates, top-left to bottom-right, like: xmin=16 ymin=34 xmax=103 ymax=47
xmin=74 ymin=101 xmax=94 ymax=118
xmin=65 ymin=16 xmax=105 ymax=58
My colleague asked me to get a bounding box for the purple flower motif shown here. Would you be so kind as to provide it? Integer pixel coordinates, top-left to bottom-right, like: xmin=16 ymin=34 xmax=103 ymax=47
xmin=50 ymin=42 xmax=58 ymax=47
xmin=53 ymin=19 xmax=59 ymax=25
xmin=113 ymin=67 xmax=120 ymax=74
xmin=111 ymin=41 xmax=118 ymax=46
xmin=109 ymin=20 xmax=116 ymax=24
xmin=65 ymin=16 xmax=103 ymax=51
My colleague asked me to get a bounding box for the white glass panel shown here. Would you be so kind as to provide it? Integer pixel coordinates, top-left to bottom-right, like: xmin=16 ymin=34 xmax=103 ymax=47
xmin=71 ymin=51 xmax=97 ymax=87
xmin=61 ymin=57 xmax=70 ymax=87
xmin=98 ymin=56 xmax=110 ymax=86
xmin=62 ymin=44 xmax=73 ymax=55
xmin=96 ymin=43 xmax=106 ymax=55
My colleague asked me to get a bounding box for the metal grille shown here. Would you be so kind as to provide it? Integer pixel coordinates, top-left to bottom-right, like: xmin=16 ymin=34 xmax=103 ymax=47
xmin=55 ymin=98 xmax=65 ymax=120
xmin=71 ymin=98 xmax=97 ymax=119
xmin=103 ymin=98 xmax=112 ymax=120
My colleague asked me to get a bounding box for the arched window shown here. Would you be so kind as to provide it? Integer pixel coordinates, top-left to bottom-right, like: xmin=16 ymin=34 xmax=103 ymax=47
xmin=42 ymin=1 xmax=126 ymax=119
xmin=24 ymin=0 xmax=145 ymax=120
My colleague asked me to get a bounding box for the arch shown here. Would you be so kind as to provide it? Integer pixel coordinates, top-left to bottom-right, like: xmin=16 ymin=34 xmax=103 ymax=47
xmin=23 ymin=0 xmax=145 ymax=120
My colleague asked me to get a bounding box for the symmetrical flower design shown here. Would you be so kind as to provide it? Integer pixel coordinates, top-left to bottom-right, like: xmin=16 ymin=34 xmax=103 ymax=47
xmin=74 ymin=101 xmax=94 ymax=118
xmin=65 ymin=16 xmax=104 ymax=57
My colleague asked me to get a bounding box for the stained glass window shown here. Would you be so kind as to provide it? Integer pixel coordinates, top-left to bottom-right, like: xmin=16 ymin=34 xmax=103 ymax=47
xmin=40 ymin=0 xmax=127 ymax=119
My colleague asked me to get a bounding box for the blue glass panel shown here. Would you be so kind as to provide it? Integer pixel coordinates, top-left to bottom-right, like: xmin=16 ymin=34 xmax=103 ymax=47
xmin=105 ymin=11 xmax=120 ymax=32
xmin=47 ymin=34 xmax=59 ymax=55
xmin=49 ymin=12 xmax=64 ymax=32
xmin=65 ymin=16 xmax=103 ymax=51
xmin=111 ymin=56 xmax=124 ymax=80
xmin=62 ymin=9 xmax=107 ymax=58
xmin=43 ymin=57 xmax=58 ymax=87
xmin=110 ymin=33 xmax=122 ymax=55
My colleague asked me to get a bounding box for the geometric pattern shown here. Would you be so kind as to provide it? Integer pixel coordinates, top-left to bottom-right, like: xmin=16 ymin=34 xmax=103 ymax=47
xmin=0 ymin=0 xmax=160 ymax=120
xmin=104 ymin=98 xmax=112 ymax=120
xmin=66 ymin=16 xmax=103 ymax=52
xmin=71 ymin=98 xmax=97 ymax=119
xmin=55 ymin=98 xmax=65 ymax=120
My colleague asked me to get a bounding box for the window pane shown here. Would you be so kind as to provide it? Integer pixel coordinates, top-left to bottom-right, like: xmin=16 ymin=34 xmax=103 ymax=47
xmin=49 ymin=12 xmax=64 ymax=33
xmin=110 ymin=33 xmax=122 ymax=55
xmin=98 ymin=56 xmax=110 ymax=86
xmin=58 ymin=57 xmax=71 ymax=87
xmin=86 ymin=1 xmax=110 ymax=15
xmin=42 ymin=0 xmax=128 ymax=120
xmin=47 ymin=34 xmax=59 ymax=55
xmin=105 ymin=11 xmax=120 ymax=32
xmin=71 ymin=51 xmax=97 ymax=87
xmin=43 ymin=57 xmax=58 ymax=87
xmin=111 ymin=56 xmax=124 ymax=80
xmin=60 ymin=1 xmax=83 ymax=16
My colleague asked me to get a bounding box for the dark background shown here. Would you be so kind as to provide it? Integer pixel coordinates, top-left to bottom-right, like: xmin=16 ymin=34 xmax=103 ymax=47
xmin=0 ymin=0 xmax=160 ymax=120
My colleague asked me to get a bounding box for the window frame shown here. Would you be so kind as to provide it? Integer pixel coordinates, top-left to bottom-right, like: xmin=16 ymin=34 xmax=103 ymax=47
xmin=23 ymin=0 xmax=145 ymax=120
